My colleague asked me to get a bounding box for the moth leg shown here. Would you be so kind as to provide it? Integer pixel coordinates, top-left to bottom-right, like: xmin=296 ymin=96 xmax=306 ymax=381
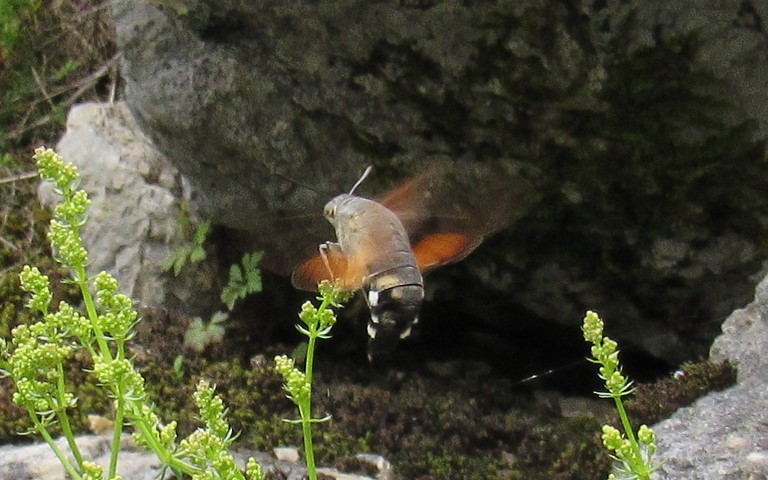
xmin=318 ymin=242 xmax=343 ymax=279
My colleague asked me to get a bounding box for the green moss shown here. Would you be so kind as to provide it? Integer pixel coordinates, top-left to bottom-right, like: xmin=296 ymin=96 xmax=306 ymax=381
xmin=0 ymin=292 xmax=626 ymax=479
xmin=627 ymin=358 xmax=737 ymax=427
xmin=410 ymin=450 xmax=506 ymax=480
xmin=0 ymin=379 xmax=30 ymax=442
xmin=76 ymin=335 xmax=612 ymax=479
xmin=0 ymin=271 xmax=23 ymax=340
xmin=513 ymin=415 xmax=609 ymax=480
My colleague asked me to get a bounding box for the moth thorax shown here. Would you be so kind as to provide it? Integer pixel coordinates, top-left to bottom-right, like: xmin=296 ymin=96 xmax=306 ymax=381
xmin=366 ymin=284 xmax=424 ymax=357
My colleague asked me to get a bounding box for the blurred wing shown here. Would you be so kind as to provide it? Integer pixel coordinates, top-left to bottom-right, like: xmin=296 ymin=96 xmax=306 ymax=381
xmin=291 ymin=245 xmax=347 ymax=291
xmin=380 ymin=159 xmax=537 ymax=270
xmin=412 ymin=232 xmax=477 ymax=273
xmin=376 ymin=166 xmax=441 ymax=222
xmin=291 ymin=244 xmax=369 ymax=292
xmin=292 ymin=159 xmax=537 ymax=287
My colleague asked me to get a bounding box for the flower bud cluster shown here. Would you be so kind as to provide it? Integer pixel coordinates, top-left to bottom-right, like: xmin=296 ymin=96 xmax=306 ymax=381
xmin=602 ymin=423 xmax=657 ymax=479
xmin=93 ymin=357 xmax=146 ymax=401
xmin=18 ymin=266 xmax=52 ymax=314
xmin=582 ymin=310 xmax=633 ymax=399
xmin=7 ymin=323 xmax=73 ymax=415
xmin=583 ymin=311 xmax=657 ymax=479
xmin=167 ymin=381 xmax=266 ymax=479
xmin=178 ymin=429 xmax=237 ymax=479
xmin=81 ymin=460 xmax=105 ymax=480
xmin=245 ymin=457 xmax=264 ymax=479
xmin=53 ymin=189 xmax=89 ymax=230
xmin=602 ymin=425 xmax=632 ymax=457
xmin=194 ymin=380 xmax=231 ymax=441
xmin=94 ymin=272 xmax=138 ymax=338
xmin=317 ymin=279 xmax=355 ymax=307
xmin=34 ymin=147 xmax=79 ymax=195
xmin=295 ymin=280 xmax=350 ymax=340
xmin=298 ymin=301 xmax=334 ymax=333
xmin=54 ymin=301 xmax=92 ymax=341
xmin=274 ymin=355 xmax=310 ymax=404
xmin=131 ymin=404 xmax=178 ymax=451
xmin=49 ymin=218 xmax=89 ymax=268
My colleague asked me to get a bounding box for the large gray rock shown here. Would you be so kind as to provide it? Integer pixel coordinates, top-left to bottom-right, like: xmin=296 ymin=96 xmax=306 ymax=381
xmin=110 ymin=0 xmax=768 ymax=364
xmin=653 ymin=272 xmax=768 ymax=479
xmin=40 ymin=102 xmax=219 ymax=313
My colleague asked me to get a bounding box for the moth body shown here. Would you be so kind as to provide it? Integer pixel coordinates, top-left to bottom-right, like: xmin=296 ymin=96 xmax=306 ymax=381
xmin=291 ymin=163 xmax=535 ymax=359
xmin=324 ymin=193 xmax=424 ymax=353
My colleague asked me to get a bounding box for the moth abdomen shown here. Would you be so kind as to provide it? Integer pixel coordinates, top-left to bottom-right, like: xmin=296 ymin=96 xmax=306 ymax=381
xmin=365 ymin=281 xmax=424 ymax=357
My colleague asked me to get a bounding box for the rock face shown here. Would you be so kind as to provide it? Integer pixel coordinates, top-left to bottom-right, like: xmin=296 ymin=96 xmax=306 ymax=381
xmin=0 ymin=435 xmax=166 ymax=480
xmin=110 ymin=0 xmax=768 ymax=364
xmin=40 ymin=102 xmax=219 ymax=313
xmin=0 ymin=435 xmax=388 ymax=480
xmin=653 ymin=272 xmax=768 ymax=479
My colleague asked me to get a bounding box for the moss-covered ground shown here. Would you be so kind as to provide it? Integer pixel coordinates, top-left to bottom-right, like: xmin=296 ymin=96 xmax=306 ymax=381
xmin=0 ymin=292 xmax=736 ymax=479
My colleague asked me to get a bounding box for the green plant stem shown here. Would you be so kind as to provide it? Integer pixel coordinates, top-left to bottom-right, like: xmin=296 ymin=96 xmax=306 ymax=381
xmin=55 ymin=363 xmax=84 ymax=468
xmin=32 ymin=414 xmax=82 ymax=480
xmin=111 ymin=338 xmax=128 ymax=477
xmin=614 ymin=397 xmax=651 ymax=479
xmin=615 ymin=394 xmax=656 ymax=479
xmin=74 ymin=265 xmax=111 ymax=361
xmin=129 ymin=411 xmax=196 ymax=476
xmin=613 ymin=396 xmax=639 ymax=454
xmin=109 ymin=393 xmax=125 ymax=479
xmin=300 ymin=402 xmax=317 ymax=480
xmin=300 ymin=298 xmax=327 ymax=480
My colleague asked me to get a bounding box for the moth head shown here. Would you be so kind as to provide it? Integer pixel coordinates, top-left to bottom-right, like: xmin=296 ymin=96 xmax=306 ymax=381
xmin=323 ymin=194 xmax=347 ymax=224
xmin=322 ymin=166 xmax=373 ymax=224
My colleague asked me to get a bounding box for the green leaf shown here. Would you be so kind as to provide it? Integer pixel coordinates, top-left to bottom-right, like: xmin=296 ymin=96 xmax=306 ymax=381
xmin=189 ymin=245 xmax=206 ymax=263
xmin=229 ymin=264 xmax=243 ymax=283
xmin=183 ymin=313 xmax=228 ymax=353
xmin=220 ymin=251 xmax=263 ymax=310
xmin=172 ymin=355 xmax=185 ymax=380
xmin=193 ymin=220 xmax=211 ymax=244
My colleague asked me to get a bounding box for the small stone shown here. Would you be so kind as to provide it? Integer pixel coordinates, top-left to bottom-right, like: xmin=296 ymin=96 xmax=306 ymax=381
xmin=746 ymin=451 xmax=768 ymax=465
xmin=87 ymin=414 xmax=115 ymax=435
xmin=249 ymin=354 xmax=268 ymax=368
xmin=355 ymin=453 xmax=394 ymax=480
xmin=725 ymin=435 xmax=750 ymax=450
xmin=273 ymin=446 xmax=301 ymax=463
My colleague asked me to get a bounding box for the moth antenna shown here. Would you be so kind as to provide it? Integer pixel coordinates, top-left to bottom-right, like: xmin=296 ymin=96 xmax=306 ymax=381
xmin=257 ymin=158 xmax=322 ymax=194
xmin=274 ymin=171 xmax=321 ymax=194
xmin=348 ymin=165 xmax=373 ymax=195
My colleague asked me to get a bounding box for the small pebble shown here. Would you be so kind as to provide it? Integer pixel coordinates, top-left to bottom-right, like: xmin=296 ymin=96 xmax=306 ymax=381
xmin=725 ymin=435 xmax=750 ymax=450
xmin=273 ymin=446 xmax=301 ymax=463
xmin=87 ymin=414 xmax=115 ymax=435
xmin=746 ymin=451 xmax=768 ymax=465
xmin=356 ymin=453 xmax=393 ymax=479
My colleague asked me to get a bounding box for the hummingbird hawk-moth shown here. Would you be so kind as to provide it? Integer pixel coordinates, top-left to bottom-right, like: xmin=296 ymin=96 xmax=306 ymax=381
xmin=291 ymin=161 xmax=534 ymax=357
